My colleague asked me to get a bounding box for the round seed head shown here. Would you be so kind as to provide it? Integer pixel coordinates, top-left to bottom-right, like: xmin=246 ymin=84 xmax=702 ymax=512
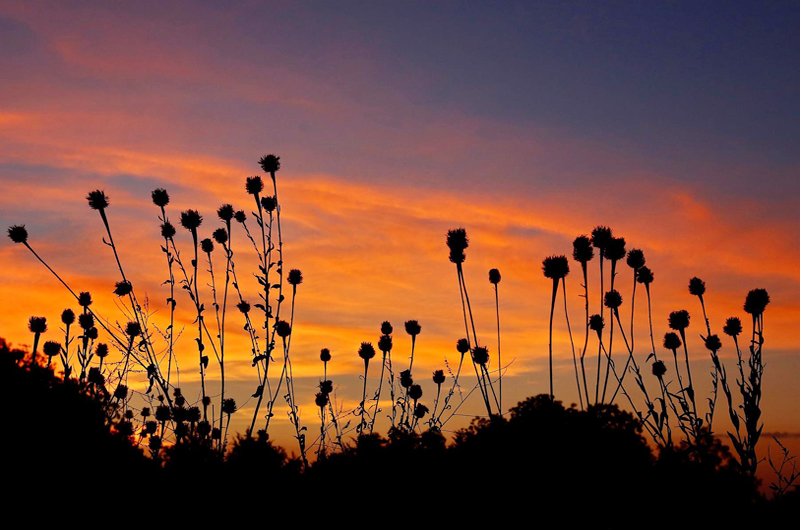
xmin=652 ymin=361 xmax=667 ymax=378
xmin=126 ymin=321 xmax=142 ymax=337
xmin=668 ymin=310 xmax=690 ymax=331
xmin=433 ymin=369 xmax=446 ymax=385
xmin=414 ymin=403 xmax=429 ymax=419
xmin=287 ymin=269 xmax=303 ymax=286
xmin=626 ymin=249 xmax=645 ymax=270
xmin=489 ymin=268 xmax=501 ymax=285
xmin=606 ymin=237 xmax=627 ymax=262
xmin=471 ymin=346 xmax=489 ymax=366
xmin=636 ymin=266 xmax=654 ymax=285
xmin=43 ymin=340 xmax=61 ymax=357
xmin=245 ymin=176 xmax=264 ymax=195
xmin=258 ymin=154 xmax=281 ymax=174
xmin=320 ymin=348 xmax=331 ymax=362
xmin=222 ymin=398 xmax=237 ymax=415
xmin=261 ymin=196 xmax=277 ymax=213
xmin=723 ymin=317 xmax=742 ymax=337
xmin=28 ymin=316 xmax=47 ymax=334
xmin=572 ymin=235 xmax=594 ymax=264
xmin=663 ymin=332 xmax=682 ymax=351
xmin=381 ymin=321 xmax=393 ymax=335
xmin=151 ymin=188 xmax=170 ymax=207
xmin=113 ymin=280 xmax=133 ymax=297
xmin=61 ymin=308 xmax=75 ymax=325
xmin=213 ymin=228 xmax=228 ymax=245
xmin=744 ymin=288 xmax=770 ymax=317
xmin=86 ymin=190 xmax=109 ymax=210
xmin=200 ymin=238 xmax=214 ymax=254
xmin=234 ymin=210 xmax=246 ymax=223
xmin=405 ymin=320 xmax=421 ymax=336
xmin=704 ymin=334 xmax=722 ymax=352
xmin=86 ymin=327 xmax=98 ymax=340
xmin=95 ymin=343 xmax=109 ymax=358
xmin=358 ymin=341 xmax=376 ymax=361
xmin=78 ymin=313 xmax=94 ymax=330
xmin=319 ymin=380 xmax=333 ymax=394
xmin=378 ymin=334 xmax=393 ymax=353
xmin=179 ymin=209 xmax=202 ymax=231
xmin=161 ymin=222 xmax=176 ymax=239
xmin=237 ymin=301 xmax=250 ymax=314
xmin=275 ymin=319 xmax=292 ymax=338
xmin=217 ymin=204 xmax=234 ymax=222
xmin=7 ymin=225 xmax=28 ymax=244
xmin=446 ymin=228 xmax=468 ymax=264
xmin=315 ymin=392 xmax=329 ymax=408
xmin=408 ymin=384 xmax=423 ymax=400
xmin=113 ymin=384 xmax=128 ymax=400
xmin=400 ymin=369 xmax=413 ymax=388
xmin=604 ymin=290 xmax=623 ymax=310
xmin=542 ymin=255 xmax=570 ymax=280
xmin=688 ymin=277 xmax=706 ymax=297
xmin=591 ymin=226 xmax=613 ymax=249
xmin=589 ymin=314 xmax=605 ymax=332
xmin=456 ymin=338 xmax=470 ymax=354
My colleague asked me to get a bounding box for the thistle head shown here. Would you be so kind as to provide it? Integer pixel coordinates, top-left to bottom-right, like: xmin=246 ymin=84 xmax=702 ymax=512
xmin=315 ymin=392 xmax=329 ymax=408
xmin=446 ymin=228 xmax=469 ymax=264
xmin=113 ymin=384 xmax=128 ymax=400
xmin=723 ymin=317 xmax=742 ymax=337
xmin=358 ymin=342 xmax=376 ymax=361
xmin=636 ymin=266 xmax=654 ymax=285
xmin=319 ymin=380 xmax=334 ymax=394
xmin=572 ymin=235 xmax=594 ymax=264
xmin=652 ymin=361 xmax=667 ymax=378
xmin=456 ymin=338 xmax=470 ymax=354
xmin=603 ymin=290 xmax=622 ymax=310
xmin=28 ymin=316 xmax=47 ymax=334
xmin=43 ymin=341 xmax=61 ymax=357
xmin=125 ymin=321 xmax=142 ymax=337
xmin=161 ymin=222 xmax=176 ymax=239
xmin=86 ymin=327 xmax=97 ymax=340
xmin=95 ymin=343 xmax=109 ymax=358
xmin=217 ymin=204 xmax=234 ymax=222
xmin=7 ymin=225 xmax=28 ymax=244
xmin=78 ymin=313 xmax=94 ymax=331
xmin=405 ymin=320 xmax=421 ymax=336
xmin=151 ymin=188 xmax=170 ymax=208
xmin=626 ymin=249 xmax=645 ymax=270
xmin=213 ymin=228 xmax=228 ymax=245
xmin=258 ymin=154 xmax=281 ymax=174
xmin=236 ymin=301 xmax=250 ymax=314
xmin=471 ymin=346 xmax=489 ymax=366
xmin=234 ymin=210 xmax=247 ymax=223
xmin=663 ymin=332 xmax=682 ymax=351
xmin=606 ymin=237 xmax=627 ymax=262
xmin=61 ymin=309 xmax=75 ymax=326
xmin=261 ymin=196 xmax=277 ymax=213
xmin=414 ymin=403 xmax=429 ymax=419
xmin=589 ymin=314 xmax=604 ymax=332
xmin=113 ymin=280 xmax=133 ymax=297
xmin=408 ymin=384 xmax=423 ymax=401
xmin=381 ymin=321 xmax=393 ymax=335
xmin=744 ymin=288 xmax=770 ymax=317
xmin=245 ymin=176 xmax=264 ymax=195
xmin=86 ymin=190 xmax=109 ymax=210
xmin=200 ymin=238 xmax=214 ymax=254
xmin=488 ymin=268 xmax=501 ymax=285
xmin=378 ymin=334 xmax=393 ymax=353
xmin=688 ymin=277 xmax=706 ymax=297
xmin=704 ymin=334 xmax=722 ymax=352
xmin=180 ymin=209 xmax=202 ymax=231
xmin=400 ymin=369 xmax=413 ymax=388
xmin=668 ymin=310 xmax=690 ymax=331
xmin=542 ymin=255 xmax=570 ymax=280
xmin=275 ymin=320 xmax=292 ymax=338
xmin=287 ymin=269 xmax=303 ymax=286
xmin=222 ymin=398 xmax=237 ymax=415
xmin=320 ymin=348 xmax=331 ymax=362
xmin=433 ymin=370 xmax=446 ymax=385
xmin=591 ymin=226 xmax=613 ymax=250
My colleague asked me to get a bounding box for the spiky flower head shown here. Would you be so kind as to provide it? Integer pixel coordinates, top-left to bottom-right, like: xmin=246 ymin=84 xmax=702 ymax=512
xmin=211 ymin=428 xmax=221 ymax=441
xmin=145 ymin=421 xmax=157 ymax=435
xmin=400 ymin=369 xmax=413 ymax=388
xmin=113 ymin=384 xmax=128 ymax=400
xmin=414 ymin=403 xmax=429 ymax=419
xmin=572 ymin=235 xmax=594 ymax=264
xmin=201 ymin=238 xmax=214 ymax=254
xmin=433 ymin=370 xmax=446 ymax=385
xmin=606 ymin=237 xmax=627 ymax=262
xmin=744 ymin=288 xmax=770 ymax=317
xmin=234 ymin=210 xmax=246 ymax=223
xmin=236 ymin=301 xmax=250 ymax=314
xmin=259 ymin=154 xmax=281 ymax=173
xmin=542 ymin=255 xmax=570 ymax=280
xmin=113 ymin=280 xmax=133 ymax=297
xmin=202 ymin=396 xmax=212 ymax=408
xmin=275 ymin=319 xmax=292 ymax=338
xmin=246 ymin=176 xmax=264 ymax=195
xmin=87 ymin=367 xmax=104 ymax=386
xmin=315 ymin=392 xmax=329 ymax=408
xmin=320 ymin=348 xmax=331 ymax=362
xmin=405 ymin=320 xmax=421 ymax=336
xmin=723 ymin=317 xmax=742 ymax=337
xmin=358 ymin=342 xmax=376 ymax=361
xmin=78 ymin=313 xmax=94 ymax=331
xmin=591 ymin=226 xmax=613 ymax=250
xmin=319 ymin=380 xmax=333 ymax=394
xmin=95 ymin=343 xmax=109 ymax=358
xmin=589 ymin=314 xmax=605 ymax=332
xmin=378 ymin=334 xmax=393 ymax=353
xmin=471 ymin=346 xmax=489 ymax=366
xmin=61 ymin=309 xmax=75 ymax=325
xmin=456 ymin=338 xmax=470 ymax=354
xmin=261 ymin=196 xmax=277 ymax=212
xmin=28 ymin=316 xmax=47 ymax=334
xmin=7 ymin=225 xmax=28 ymax=244
xmin=381 ymin=321 xmax=393 ymax=335
xmin=668 ymin=310 xmax=690 ymax=331
xmin=87 ymin=327 xmax=98 ymax=340
xmin=446 ymin=228 xmax=469 ymax=264
xmin=604 ymin=290 xmax=622 ymax=310
xmin=151 ymin=188 xmax=170 ymax=208
xmin=43 ymin=341 xmax=61 ymax=357
xmin=161 ymin=222 xmax=176 ymax=239
xmin=187 ymin=406 xmax=201 ymax=423
xmin=489 ymin=268 xmax=501 ymax=285
xmin=213 ymin=228 xmax=228 ymax=245
xmin=688 ymin=277 xmax=706 ymax=297
xmin=636 ymin=266 xmax=654 ymax=285
xmin=287 ymin=269 xmax=303 ymax=286
xmin=626 ymin=249 xmax=645 ymax=270
xmin=652 ymin=361 xmax=667 ymax=378
xmin=197 ymin=420 xmax=211 ymax=437
xmin=126 ymin=321 xmax=142 ymax=337
xmin=408 ymin=384 xmax=423 ymax=401
xmin=704 ymin=334 xmax=722 ymax=352
xmin=217 ymin=204 xmax=234 ymax=222
xmin=180 ymin=209 xmax=202 ymax=231
xmin=86 ymin=190 xmax=109 ymax=210
xmin=663 ymin=332 xmax=682 ymax=351
xmin=222 ymin=398 xmax=237 ymax=415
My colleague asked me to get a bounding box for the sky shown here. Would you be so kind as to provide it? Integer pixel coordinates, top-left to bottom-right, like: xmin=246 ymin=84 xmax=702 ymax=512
xmin=1 ymin=0 xmax=799 ymax=474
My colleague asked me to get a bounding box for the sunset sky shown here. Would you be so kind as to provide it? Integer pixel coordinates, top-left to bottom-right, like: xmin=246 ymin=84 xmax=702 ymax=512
xmin=1 ymin=1 xmax=799 ymax=468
